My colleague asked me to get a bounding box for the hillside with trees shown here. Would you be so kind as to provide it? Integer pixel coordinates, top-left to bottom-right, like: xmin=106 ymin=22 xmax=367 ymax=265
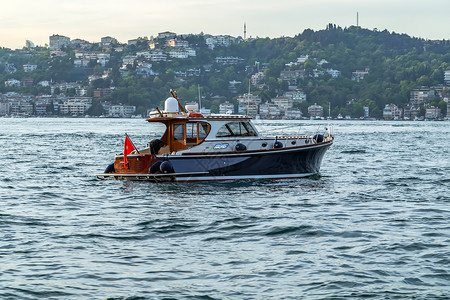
xmin=1 ymin=25 xmax=450 ymax=117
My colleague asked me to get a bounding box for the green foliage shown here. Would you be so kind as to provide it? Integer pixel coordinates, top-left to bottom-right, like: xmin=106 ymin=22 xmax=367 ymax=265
xmin=2 ymin=26 xmax=450 ymax=118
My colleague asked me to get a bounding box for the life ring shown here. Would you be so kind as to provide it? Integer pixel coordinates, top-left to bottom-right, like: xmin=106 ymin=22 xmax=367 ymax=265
xmin=188 ymin=112 xmax=203 ymax=117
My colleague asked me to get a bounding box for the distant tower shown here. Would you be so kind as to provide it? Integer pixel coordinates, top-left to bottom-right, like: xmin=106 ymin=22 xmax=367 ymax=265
xmin=26 ymin=40 xmax=35 ymax=49
xmin=357 ymin=12 xmax=359 ymax=27
xmin=244 ymin=22 xmax=247 ymax=40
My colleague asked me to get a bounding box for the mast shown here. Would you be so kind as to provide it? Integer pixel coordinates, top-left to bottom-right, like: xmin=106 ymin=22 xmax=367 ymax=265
xmin=246 ymin=79 xmax=251 ymax=116
xmin=198 ymin=84 xmax=202 ymax=113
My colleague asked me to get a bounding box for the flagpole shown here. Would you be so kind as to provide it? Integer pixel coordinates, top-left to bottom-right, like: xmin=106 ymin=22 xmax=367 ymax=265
xmin=125 ymin=133 xmax=140 ymax=154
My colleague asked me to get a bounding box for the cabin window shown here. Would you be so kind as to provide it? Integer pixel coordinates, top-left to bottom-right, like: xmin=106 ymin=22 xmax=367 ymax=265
xmin=173 ymin=123 xmax=185 ymax=140
xmin=198 ymin=123 xmax=210 ymax=139
xmin=186 ymin=122 xmax=197 ymax=139
xmin=186 ymin=122 xmax=210 ymax=140
xmin=216 ymin=121 xmax=257 ymax=137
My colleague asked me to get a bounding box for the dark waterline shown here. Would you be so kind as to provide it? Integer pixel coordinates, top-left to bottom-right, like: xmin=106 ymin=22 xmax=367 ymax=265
xmin=1 ymin=118 xmax=449 ymax=299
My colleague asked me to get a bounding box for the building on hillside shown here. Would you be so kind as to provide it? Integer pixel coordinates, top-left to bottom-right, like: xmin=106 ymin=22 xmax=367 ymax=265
xmin=71 ymin=38 xmax=91 ymax=49
xmin=382 ymin=104 xmax=402 ymax=120
xmin=228 ymin=80 xmax=241 ymax=94
xmin=219 ymin=101 xmax=235 ymax=114
xmin=7 ymin=100 xmax=33 ymax=116
xmin=410 ymin=88 xmax=434 ymax=105
xmin=5 ymin=79 xmax=21 ymax=87
xmin=403 ymin=104 xmax=420 ymax=120
xmin=38 ymin=80 xmax=50 ymax=87
xmin=158 ymin=32 xmax=176 ymax=40
xmin=35 ymin=103 xmax=49 ymax=116
xmin=238 ymin=101 xmax=258 ymax=117
xmin=128 ymin=39 xmax=138 ymax=46
xmin=327 ymin=68 xmax=341 ymax=78
xmin=205 ymin=35 xmax=239 ymax=49
xmin=108 ymin=104 xmax=136 ymax=117
xmin=97 ymin=53 xmax=110 ymax=67
xmin=215 ymin=56 xmax=244 ymax=65
xmin=137 ymin=63 xmax=158 ymax=76
xmin=5 ymin=63 xmax=17 ymax=74
xmin=280 ymin=70 xmax=305 ymax=82
xmin=271 ymin=96 xmax=293 ymax=112
xmin=425 ymin=106 xmax=441 ymax=120
xmin=168 ymin=39 xmax=189 ymax=48
xmin=237 ymin=93 xmax=262 ymax=105
xmin=363 ymin=106 xmax=370 ymax=118
xmin=150 ymin=51 xmax=167 ymax=62
xmin=259 ymin=102 xmax=281 ymax=119
xmin=76 ymin=87 xmax=88 ymax=96
xmin=49 ymin=34 xmax=70 ymax=50
xmin=444 ymin=70 xmax=450 ymax=86
xmin=26 ymin=40 xmax=35 ymax=49
xmin=251 ymin=72 xmax=265 ymax=86
xmin=21 ymin=79 xmax=34 ymax=87
xmin=59 ymin=97 xmax=92 ymax=115
xmin=284 ymin=108 xmax=303 ymax=120
xmin=284 ymin=90 xmax=307 ymax=103
xmin=136 ymin=51 xmax=151 ymax=59
xmin=93 ymin=88 xmax=114 ymax=99
xmin=308 ymin=103 xmax=324 ymax=118
xmin=0 ymin=101 xmax=11 ymax=116
xmin=122 ymin=55 xmax=137 ymax=66
xmin=23 ymin=64 xmax=37 ymax=72
xmin=101 ymin=36 xmax=116 ymax=47
xmin=168 ymin=49 xmax=192 ymax=59
xmin=352 ymin=68 xmax=370 ymax=82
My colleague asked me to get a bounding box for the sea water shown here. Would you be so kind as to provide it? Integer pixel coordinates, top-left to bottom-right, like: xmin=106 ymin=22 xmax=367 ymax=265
xmin=0 ymin=118 xmax=449 ymax=299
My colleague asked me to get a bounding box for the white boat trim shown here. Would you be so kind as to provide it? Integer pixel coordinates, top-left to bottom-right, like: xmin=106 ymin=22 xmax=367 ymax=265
xmin=175 ymin=173 xmax=316 ymax=182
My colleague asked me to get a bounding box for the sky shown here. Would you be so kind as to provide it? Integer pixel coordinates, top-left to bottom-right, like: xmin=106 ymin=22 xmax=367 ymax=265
xmin=1 ymin=0 xmax=449 ymax=49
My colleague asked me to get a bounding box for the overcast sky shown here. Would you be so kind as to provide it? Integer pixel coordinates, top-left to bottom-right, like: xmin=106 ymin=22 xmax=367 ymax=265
xmin=1 ymin=0 xmax=449 ymax=49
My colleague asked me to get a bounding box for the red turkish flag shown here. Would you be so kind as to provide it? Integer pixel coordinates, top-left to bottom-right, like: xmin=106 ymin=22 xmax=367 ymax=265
xmin=123 ymin=135 xmax=135 ymax=170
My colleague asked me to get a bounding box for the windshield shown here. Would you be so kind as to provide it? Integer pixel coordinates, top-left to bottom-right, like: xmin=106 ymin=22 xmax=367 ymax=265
xmin=216 ymin=121 xmax=257 ymax=137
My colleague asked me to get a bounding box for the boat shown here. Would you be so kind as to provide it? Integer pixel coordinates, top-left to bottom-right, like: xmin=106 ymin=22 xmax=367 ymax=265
xmin=95 ymin=91 xmax=334 ymax=182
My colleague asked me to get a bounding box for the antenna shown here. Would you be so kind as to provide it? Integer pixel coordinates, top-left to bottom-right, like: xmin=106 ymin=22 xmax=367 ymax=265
xmin=244 ymin=22 xmax=247 ymax=40
xmin=198 ymin=84 xmax=202 ymax=113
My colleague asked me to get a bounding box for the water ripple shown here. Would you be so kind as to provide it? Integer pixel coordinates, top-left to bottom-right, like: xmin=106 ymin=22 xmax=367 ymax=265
xmin=1 ymin=119 xmax=450 ymax=298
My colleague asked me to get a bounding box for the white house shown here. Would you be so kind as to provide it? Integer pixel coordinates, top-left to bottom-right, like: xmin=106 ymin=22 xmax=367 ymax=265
xmin=59 ymin=97 xmax=92 ymax=115
xmin=23 ymin=64 xmax=37 ymax=72
xmin=327 ymin=68 xmax=341 ymax=78
xmin=444 ymin=70 xmax=450 ymax=86
xmin=284 ymin=90 xmax=307 ymax=103
xmin=108 ymin=104 xmax=136 ymax=117
xmin=219 ymin=101 xmax=234 ymax=114
xmin=271 ymin=96 xmax=293 ymax=112
xmin=49 ymin=34 xmax=70 ymax=50
xmin=122 ymin=55 xmax=137 ymax=65
xmin=260 ymin=102 xmax=281 ymax=119
xmin=308 ymin=103 xmax=324 ymax=118
xmin=5 ymin=79 xmax=21 ymax=87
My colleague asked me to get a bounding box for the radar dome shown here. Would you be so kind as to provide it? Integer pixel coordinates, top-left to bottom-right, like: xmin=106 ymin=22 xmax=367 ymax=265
xmin=164 ymin=97 xmax=179 ymax=113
